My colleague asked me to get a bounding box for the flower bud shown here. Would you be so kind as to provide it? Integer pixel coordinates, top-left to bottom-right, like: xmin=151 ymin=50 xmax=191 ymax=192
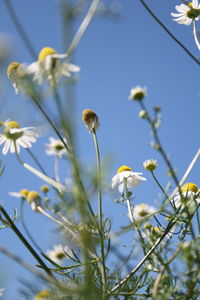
xmin=82 ymin=109 xmax=99 ymax=133
xmin=143 ymin=159 xmax=157 ymax=171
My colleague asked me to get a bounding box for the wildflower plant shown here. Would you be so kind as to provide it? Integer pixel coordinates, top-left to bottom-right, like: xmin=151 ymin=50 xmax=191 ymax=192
xmin=0 ymin=1 xmax=200 ymax=300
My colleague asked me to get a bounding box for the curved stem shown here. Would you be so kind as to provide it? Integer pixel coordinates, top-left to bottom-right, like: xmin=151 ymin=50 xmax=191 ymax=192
xmin=0 ymin=205 xmax=53 ymax=277
xmin=92 ymin=130 xmax=107 ymax=291
xmin=193 ymin=21 xmax=200 ymax=51
xmin=139 ymin=0 xmax=200 ymax=66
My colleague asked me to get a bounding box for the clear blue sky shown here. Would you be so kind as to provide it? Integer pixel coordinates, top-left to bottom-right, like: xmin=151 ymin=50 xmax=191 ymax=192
xmin=0 ymin=0 xmax=199 ymax=299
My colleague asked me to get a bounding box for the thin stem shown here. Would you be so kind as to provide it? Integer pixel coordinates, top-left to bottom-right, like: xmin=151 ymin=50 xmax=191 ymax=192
xmin=3 ymin=0 xmax=37 ymax=59
xmin=67 ymin=0 xmax=100 ymax=57
xmin=151 ymin=171 xmax=169 ymax=200
xmin=26 ymin=148 xmax=47 ymax=175
xmin=0 ymin=205 xmax=52 ymax=277
xmin=20 ymin=200 xmax=43 ymax=253
xmin=92 ymin=130 xmax=107 ymax=291
xmin=193 ymin=21 xmax=200 ymax=51
xmin=139 ymin=0 xmax=200 ymax=66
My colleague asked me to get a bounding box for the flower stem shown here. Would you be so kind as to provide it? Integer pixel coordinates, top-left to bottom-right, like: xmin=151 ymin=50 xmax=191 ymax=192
xmin=0 ymin=205 xmax=53 ymax=277
xmin=193 ymin=21 xmax=200 ymax=51
xmin=92 ymin=130 xmax=107 ymax=292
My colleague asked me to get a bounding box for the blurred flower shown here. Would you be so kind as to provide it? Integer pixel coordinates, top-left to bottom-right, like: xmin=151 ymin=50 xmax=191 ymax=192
xmin=171 ymin=0 xmax=200 ymax=25
xmin=129 ymin=86 xmax=147 ymax=101
xmin=143 ymin=159 xmax=157 ymax=171
xmin=138 ymin=109 xmax=147 ymax=119
xmin=27 ymin=190 xmax=42 ymax=212
xmin=45 ymin=137 xmax=68 ymax=158
xmin=0 ymin=120 xmax=38 ymax=155
xmin=173 ymin=182 xmax=200 ymax=209
xmin=7 ymin=62 xmax=27 ymax=94
xmin=9 ymin=189 xmax=29 ymax=199
xmin=46 ymin=244 xmax=72 ymax=265
xmin=27 ymin=47 xmax=80 ymax=85
xmin=0 ymin=288 xmax=4 ymax=297
xmin=82 ymin=109 xmax=99 ymax=133
xmin=132 ymin=203 xmax=156 ymax=221
xmin=111 ymin=165 xmax=147 ymax=193
xmin=35 ymin=290 xmax=51 ymax=300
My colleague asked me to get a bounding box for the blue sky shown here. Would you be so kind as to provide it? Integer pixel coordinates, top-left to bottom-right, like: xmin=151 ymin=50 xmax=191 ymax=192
xmin=0 ymin=0 xmax=200 ymax=299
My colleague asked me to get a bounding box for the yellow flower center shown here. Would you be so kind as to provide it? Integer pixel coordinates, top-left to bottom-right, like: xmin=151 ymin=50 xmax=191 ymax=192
xmin=188 ymin=2 xmax=193 ymax=7
xmin=54 ymin=142 xmax=64 ymax=151
xmin=20 ymin=189 xmax=29 ymax=198
xmin=38 ymin=47 xmax=57 ymax=62
xmin=82 ymin=109 xmax=99 ymax=132
xmin=35 ymin=290 xmax=50 ymax=300
xmin=27 ymin=191 xmax=41 ymax=203
xmin=182 ymin=183 xmax=198 ymax=193
xmin=56 ymin=251 xmax=65 ymax=260
xmin=7 ymin=62 xmax=20 ymax=78
xmin=143 ymin=159 xmax=157 ymax=171
xmin=117 ymin=165 xmax=132 ymax=173
xmin=6 ymin=121 xmax=20 ymax=129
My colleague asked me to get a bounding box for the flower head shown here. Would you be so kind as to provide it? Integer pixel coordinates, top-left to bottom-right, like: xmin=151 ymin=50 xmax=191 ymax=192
xmin=0 ymin=120 xmax=38 ymax=155
xmin=45 ymin=137 xmax=68 ymax=158
xmin=35 ymin=290 xmax=51 ymax=300
xmin=27 ymin=46 xmax=80 ymax=85
xmin=46 ymin=244 xmax=72 ymax=265
xmin=111 ymin=165 xmax=147 ymax=194
xmin=129 ymin=86 xmax=147 ymax=101
xmin=7 ymin=62 xmax=26 ymax=94
xmin=171 ymin=0 xmax=200 ymax=25
xmin=132 ymin=203 xmax=156 ymax=222
xmin=27 ymin=190 xmax=42 ymax=212
xmin=173 ymin=182 xmax=200 ymax=209
xmin=143 ymin=159 xmax=157 ymax=171
xmin=82 ymin=109 xmax=99 ymax=133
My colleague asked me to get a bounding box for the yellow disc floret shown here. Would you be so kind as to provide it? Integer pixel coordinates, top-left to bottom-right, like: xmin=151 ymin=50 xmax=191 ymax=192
xmin=7 ymin=62 xmax=20 ymax=78
xmin=19 ymin=189 xmax=29 ymax=199
xmin=27 ymin=191 xmax=41 ymax=204
xmin=35 ymin=290 xmax=51 ymax=300
xmin=38 ymin=47 xmax=57 ymax=62
xmin=117 ymin=165 xmax=132 ymax=173
xmin=6 ymin=121 xmax=20 ymax=129
xmin=182 ymin=182 xmax=198 ymax=194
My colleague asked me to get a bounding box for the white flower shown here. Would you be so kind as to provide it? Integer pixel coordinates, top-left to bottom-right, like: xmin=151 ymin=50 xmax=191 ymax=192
xmin=27 ymin=47 xmax=80 ymax=85
xmin=0 ymin=120 xmax=38 ymax=155
xmin=111 ymin=165 xmax=147 ymax=194
xmin=0 ymin=288 xmax=4 ymax=297
xmin=132 ymin=203 xmax=156 ymax=221
xmin=46 ymin=244 xmax=72 ymax=265
xmin=45 ymin=137 xmax=68 ymax=158
xmin=129 ymin=86 xmax=147 ymax=101
xmin=7 ymin=62 xmax=27 ymax=94
xmin=173 ymin=182 xmax=200 ymax=210
xmin=171 ymin=0 xmax=200 ymax=26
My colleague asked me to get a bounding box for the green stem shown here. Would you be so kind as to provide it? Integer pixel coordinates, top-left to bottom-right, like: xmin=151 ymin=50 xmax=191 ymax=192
xmin=92 ymin=130 xmax=107 ymax=292
xmin=0 ymin=205 xmax=52 ymax=277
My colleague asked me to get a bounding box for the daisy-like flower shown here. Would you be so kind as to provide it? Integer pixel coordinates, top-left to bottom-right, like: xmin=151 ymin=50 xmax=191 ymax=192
xmin=45 ymin=137 xmax=68 ymax=158
xmin=111 ymin=165 xmax=147 ymax=194
xmin=27 ymin=190 xmax=42 ymax=212
xmin=27 ymin=46 xmax=80 ymax=85
xmin=171 ymin=0 xmax=200 ymax=25
xmin=0 ymin=120 xmax=38 ymax=155
xmin=173 ymin=182 xmax=200 ymax=209
xmin=143 ymin=159 xmax=157 ymax=171
xmin=34 ymin=290 xmax=51 ymax=300
xmin=9 ymin=189 xmax=29 ymax=199
xmin=132 ymin=203 xmax=156 ymax=221
xmin=7 ymin=62 xmax=27 ymax=94
xmin=46 ymin=244 xmax=72 ymax=265
xmin=129 ymin=86 xmax=147 ymax=101
xmin=82 ymin=109 xmax=99 ymax=133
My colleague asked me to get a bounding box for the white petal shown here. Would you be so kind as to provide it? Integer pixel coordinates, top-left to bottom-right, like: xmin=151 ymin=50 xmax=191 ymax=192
xmin=111 ymin=174 xmax=119 ymax=188
xmin=2 ymin=140 xmax=11 ymax=155
xmin=193 ymin=0 xmax=198 ymax=8
xmin=118 ymin=182 xmax=124 ymax=193
xmin=0 ymin=136 xmax=6 ymax=145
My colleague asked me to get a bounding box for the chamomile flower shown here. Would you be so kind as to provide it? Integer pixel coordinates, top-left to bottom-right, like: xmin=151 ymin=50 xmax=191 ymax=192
xmin=111 ymin=165 xmax=147 ymax=194
xmin=0 ymin=120 xmax=38 ymax=155
xmin=82 ymin=109 xmax=99 ymax=133
xmin=171 ymin=0 xmax=200 ymax=25
xmin=132 ymin=203 xmax=156 ymax=221
xmin=45 ymin=137 xmax=68 ymax=158
xmin=173 ymin=182 xmax=200 ymax=209
xmin=46 ymin=244 xmax=72 ymax=265
xmin=27 ymin=47 xmax=80 ymax=85
xmin=7 ymin=62 xmax=27 ymax=94
xmin=27 ymin=190 xmax=42 ymax=212
xmin=129 ymin=86 xmax=147 ymax=101
xmin=143 ymin=159 xmax=157 ymax=171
